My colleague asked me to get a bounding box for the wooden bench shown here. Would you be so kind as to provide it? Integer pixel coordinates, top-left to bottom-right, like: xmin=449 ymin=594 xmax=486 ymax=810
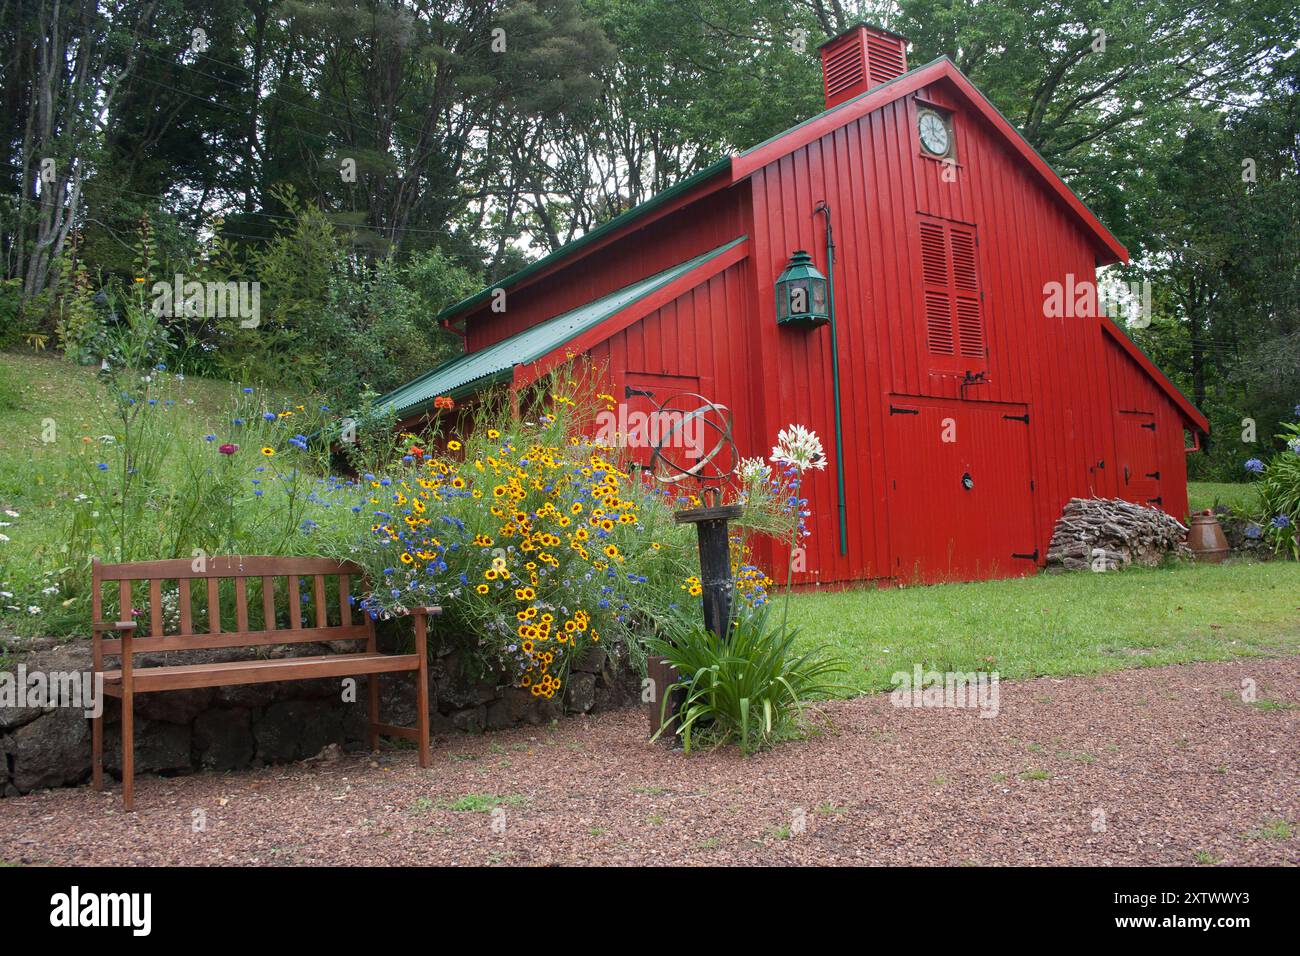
xmin=91 ymin=556 xmax=437 ymax=810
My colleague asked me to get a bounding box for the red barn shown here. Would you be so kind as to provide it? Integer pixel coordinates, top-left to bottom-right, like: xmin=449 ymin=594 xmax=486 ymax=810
xmin=380 ymin=23 xmax=1209 ymax=587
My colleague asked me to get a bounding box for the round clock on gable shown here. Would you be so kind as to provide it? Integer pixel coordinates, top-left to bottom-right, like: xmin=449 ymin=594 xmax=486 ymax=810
xmin=918 ymin=109 xmax=950 ymax=157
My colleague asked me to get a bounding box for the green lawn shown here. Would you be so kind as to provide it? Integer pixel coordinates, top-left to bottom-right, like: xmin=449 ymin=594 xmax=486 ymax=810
xmin=1188 ymin=480 xmax=1258 ymax=514
xmin=789 ymin=560 xmax=1299 ymax=694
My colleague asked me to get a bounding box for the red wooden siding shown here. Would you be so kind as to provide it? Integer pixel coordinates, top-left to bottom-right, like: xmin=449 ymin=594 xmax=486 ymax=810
xmin=1103 ymin=329 xmax=1191 ymax=519
xmin=745 ymin=78 xmax=1194 ymax=584
xmin=465 ymin=186 xmax=748 ymax=351
xmin=585 ymin=260 xmax=767 ymax=459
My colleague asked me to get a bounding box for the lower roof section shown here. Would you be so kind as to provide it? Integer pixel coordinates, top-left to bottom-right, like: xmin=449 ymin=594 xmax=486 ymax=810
xmin=377 ymin=236 xmax=749 ymax=418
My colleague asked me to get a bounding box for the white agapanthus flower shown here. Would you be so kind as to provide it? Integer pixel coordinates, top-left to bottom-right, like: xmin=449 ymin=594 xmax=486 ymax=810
xmin=770 ymin=424 xmax=827 ymax=472
xmin=739 ymin=457 xmax=771 ymax=483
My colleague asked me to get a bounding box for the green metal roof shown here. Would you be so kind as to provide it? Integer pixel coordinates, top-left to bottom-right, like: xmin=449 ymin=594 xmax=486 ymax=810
xmin=438 ymin=158 xmax=732 ymax=322
xmin=380 ymin=236 xmax=747 ymax=418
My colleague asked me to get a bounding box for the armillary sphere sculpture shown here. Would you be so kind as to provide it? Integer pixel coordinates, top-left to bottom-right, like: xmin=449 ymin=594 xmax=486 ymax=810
xmin=646 ymin=392 xmax=743 ymax=640
xmin=643 ymin=392 xmax=744 ymax=744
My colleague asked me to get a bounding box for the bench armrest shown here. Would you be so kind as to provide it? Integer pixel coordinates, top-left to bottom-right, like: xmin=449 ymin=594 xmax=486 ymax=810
xmin=94 ymin=620 xmax=137 ymax=631
xmin=409 ymin=606 xmax=442 ymax=617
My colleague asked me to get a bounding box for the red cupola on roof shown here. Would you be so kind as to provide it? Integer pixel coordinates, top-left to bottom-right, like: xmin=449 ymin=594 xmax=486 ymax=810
xmin=818 ymin=23 xmax=909 ymax=109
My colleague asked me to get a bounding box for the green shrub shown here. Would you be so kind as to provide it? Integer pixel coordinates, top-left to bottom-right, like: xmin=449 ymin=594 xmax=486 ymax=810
xmin=1250 ymin=414 xmax=1300 ymax=558
xmin=646 ymin=606 xmax=847 ymax=755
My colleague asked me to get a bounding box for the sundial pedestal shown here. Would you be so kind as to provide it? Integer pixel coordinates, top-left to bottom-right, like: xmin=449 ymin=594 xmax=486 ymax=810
xmin=673 ymin=502 xmax=744 ymax=639
xmin=647 ymin=502 xmax=743 ymax=745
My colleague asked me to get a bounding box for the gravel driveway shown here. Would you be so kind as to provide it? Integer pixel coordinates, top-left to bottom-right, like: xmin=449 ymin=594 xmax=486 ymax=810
xmin=1 ymin=657 xmax=1296 ymax=866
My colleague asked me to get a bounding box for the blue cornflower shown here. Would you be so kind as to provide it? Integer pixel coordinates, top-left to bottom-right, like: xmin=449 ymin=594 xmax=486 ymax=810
xmin=1271 ymin=514 xmax=1290 ymax=529
xmin=96 ymin=463 xmax=108 ymax=470
xmin=1244 ymin=458 xmax=1264 ymax=474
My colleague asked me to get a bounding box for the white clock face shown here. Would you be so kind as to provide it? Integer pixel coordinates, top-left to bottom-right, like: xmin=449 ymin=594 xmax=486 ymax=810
xmin=919 ymin=111 xmax=950 ymax=156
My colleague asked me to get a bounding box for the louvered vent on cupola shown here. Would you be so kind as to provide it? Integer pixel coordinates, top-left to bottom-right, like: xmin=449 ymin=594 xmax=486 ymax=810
xmin=818 ymin=23 xmax=909 ymax=110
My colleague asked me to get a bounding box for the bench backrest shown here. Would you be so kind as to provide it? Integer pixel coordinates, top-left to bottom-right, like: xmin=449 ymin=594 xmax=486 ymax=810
xmin=91 ymin=556 xmax=374 ymax=658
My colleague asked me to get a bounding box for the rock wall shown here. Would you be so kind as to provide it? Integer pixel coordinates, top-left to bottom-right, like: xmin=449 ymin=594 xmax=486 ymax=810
xmin=0 ymin=638 xmax=637 ymax=798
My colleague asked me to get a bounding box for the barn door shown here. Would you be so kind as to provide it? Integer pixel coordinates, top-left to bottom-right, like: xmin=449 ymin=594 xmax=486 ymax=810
xmin=885 ymin=397 xmax=1038 ymax=583
xmin=1115 ymin=411 xmax=1161 ymax=507
xmin=619 ymin=371 xmax=702 ymax=471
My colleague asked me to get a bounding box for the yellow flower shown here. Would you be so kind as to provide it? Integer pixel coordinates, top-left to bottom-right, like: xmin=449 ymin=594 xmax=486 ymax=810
xmin=447 ymin=440 xmax=462 ymax=451
xmin=260 ymin=446 xmax=275 ymax=457
xmin=475 ymin=584 xmax=489 ymax=595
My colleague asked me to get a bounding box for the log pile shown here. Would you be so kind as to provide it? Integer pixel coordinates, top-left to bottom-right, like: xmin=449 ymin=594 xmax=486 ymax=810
xmin=1046 ymin=497 xmax=1191 ymax=571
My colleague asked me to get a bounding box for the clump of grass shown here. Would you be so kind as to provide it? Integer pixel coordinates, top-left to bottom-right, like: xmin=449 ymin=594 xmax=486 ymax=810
xmin=440 ymin=793 xmax=527 ymax=813
xmin=1244 ymin=818 xmax=1293 ymax=840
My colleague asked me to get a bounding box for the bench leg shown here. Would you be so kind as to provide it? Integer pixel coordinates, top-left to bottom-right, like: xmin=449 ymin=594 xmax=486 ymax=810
xmin=91 ymin=707 xmax=103 ymax=791
xmin=416 ymin=659 xmax=430 ymax=769
xmin=121 ymin=686 xmax=134 ymax=812
xmin=367 ymin=674 xmax=380 ymax=751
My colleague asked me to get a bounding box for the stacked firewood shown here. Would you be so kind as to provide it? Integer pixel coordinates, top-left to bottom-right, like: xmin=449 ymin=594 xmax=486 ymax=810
xmin=1046 ymin=497 xmax=1191 ymax=571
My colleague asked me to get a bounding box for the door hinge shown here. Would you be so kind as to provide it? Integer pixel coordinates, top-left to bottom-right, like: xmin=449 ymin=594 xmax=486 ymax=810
xmin=890 ymin=405 xmax=919 ymax=416
xmin=1148 ymin=496 xmax=1163 ymax=506
xmin=1003 ymin=413 xmax=1029 ymax=424
xmin=1145 ymin=471 xmax=1160 ymax=480
xmin=1029 ymin=479 xmax=1035 ymax=491
xmin=1140 ymin=422 xmax=1156 ymax=431
xmin=625 ymin=386 xmax=654 ymax=398
xmin=1011 ymin=549 xmax=1039 ymax=561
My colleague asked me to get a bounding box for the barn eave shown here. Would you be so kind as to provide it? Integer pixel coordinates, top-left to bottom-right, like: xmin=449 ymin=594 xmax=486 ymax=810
xmin=379 ymin=236 xmax=749 ymax=419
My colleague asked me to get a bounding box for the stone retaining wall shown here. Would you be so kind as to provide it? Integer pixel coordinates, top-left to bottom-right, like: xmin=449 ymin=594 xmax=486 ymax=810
xmin=0 ymin=638 xmax=638 ymax=797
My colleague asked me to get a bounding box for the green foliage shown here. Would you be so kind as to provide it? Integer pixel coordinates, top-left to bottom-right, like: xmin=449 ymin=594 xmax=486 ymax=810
xmin=0 ymin=279 xmax=29 ymax=350
xmin=647 ymin=605 xmax=847 ymax=755
xmin=1252 ymin=418 xmax=1300 ymax=558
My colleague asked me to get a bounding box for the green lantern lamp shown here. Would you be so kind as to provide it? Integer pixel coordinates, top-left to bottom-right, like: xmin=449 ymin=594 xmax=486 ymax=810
xmin=775 ymin=250 xmax=829 ymax=326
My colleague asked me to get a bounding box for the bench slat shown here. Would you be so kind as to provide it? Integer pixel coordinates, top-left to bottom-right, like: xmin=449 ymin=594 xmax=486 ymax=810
xmin=289 ymin=576 xmax=302 ymax=629
xmin=101 ymin=652 xmax=420 ymax=692
xmin=102 ymin=624 xmax=371 ymax=655
xmin=179 ymin=579 xmax=192 ymax=634
xmin=207 ymin=577 xmax=220 ymax=633
xmin=340 ymin=575 xmax=351 ymax=626
xmin=236 ymin=577 xmax=249 ymax=632
xmin=94 ymin=556 xmax=365 ymax=580
xmin=314 ymin=574 xmax=327 ymax=628
xmin=261 ymin=576 xmax=275 ymax=629
xmin=149 ymin=579 xmax=163 ymax=637
xmin=119 ymin=580 xmax=131 ymax=627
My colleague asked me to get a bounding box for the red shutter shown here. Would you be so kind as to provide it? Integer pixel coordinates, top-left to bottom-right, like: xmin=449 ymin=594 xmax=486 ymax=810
xmin=949 ymin=225 xmax=985 ymax=358
xmin=919 ymin=220 xmax=954 ymax=355
xmin=918 ymin=216 xmax=986 ymax=368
